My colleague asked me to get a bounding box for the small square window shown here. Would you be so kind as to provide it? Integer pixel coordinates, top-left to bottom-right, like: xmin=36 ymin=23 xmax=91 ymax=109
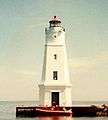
xmin=54 ymin=54 xmax=57 ymax=59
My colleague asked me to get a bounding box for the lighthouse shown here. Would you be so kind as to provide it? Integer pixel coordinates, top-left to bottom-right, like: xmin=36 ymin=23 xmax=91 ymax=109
xmin=39 ymin=16 xmax=72 ymax=107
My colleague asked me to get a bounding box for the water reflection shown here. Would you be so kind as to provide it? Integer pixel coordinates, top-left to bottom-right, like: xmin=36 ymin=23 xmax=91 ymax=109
xmin=38 ymin=116 xmax=72 ymax=120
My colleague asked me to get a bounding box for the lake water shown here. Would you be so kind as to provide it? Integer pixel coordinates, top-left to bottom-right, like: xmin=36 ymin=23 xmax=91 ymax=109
xmin=0 ymin=101 xmax=108 ymax=120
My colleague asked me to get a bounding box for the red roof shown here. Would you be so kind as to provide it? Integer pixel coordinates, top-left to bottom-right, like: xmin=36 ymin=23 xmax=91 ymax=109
xmin=49 ymin=16 xmax=61 ymax=23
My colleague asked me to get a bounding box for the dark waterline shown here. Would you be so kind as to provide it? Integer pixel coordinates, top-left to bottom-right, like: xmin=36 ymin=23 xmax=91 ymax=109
xmin=0 ymin=101 xmax=108 ymax=120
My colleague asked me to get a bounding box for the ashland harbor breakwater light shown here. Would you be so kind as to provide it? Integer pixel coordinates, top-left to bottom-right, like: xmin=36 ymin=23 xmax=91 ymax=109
xmin=16 ymin=16 xmax=108 ymax=117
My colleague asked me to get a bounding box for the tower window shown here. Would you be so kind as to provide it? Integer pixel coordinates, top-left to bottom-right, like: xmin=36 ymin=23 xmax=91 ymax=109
xmin=54 ymin=54 xmax=57 ymax=59
xmin=53 ymin=71 xmax=58 ymax=80
xmin=54 ymin=35 xmax=56 ymax=38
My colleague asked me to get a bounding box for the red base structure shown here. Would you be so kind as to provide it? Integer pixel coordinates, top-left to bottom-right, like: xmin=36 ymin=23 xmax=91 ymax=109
xmin=35 ymin=108 xmax=72 ymax=116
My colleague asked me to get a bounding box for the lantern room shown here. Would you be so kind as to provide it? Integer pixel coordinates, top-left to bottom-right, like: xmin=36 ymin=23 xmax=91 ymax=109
xmin=49 ymin=16 xmax=61 ymax=27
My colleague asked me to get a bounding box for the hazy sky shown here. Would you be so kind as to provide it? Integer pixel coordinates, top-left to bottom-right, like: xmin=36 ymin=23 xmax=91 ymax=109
xmin=0 ymin=0 xmax=108 ymax=101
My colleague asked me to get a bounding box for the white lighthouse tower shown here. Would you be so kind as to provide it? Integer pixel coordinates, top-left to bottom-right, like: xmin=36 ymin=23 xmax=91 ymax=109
xmin=39 ymin=16 xmax=72 ymax=107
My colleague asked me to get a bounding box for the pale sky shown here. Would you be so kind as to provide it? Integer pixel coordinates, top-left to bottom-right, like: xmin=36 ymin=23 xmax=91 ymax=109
xmin=0 ymin=0 xmax=108 ymax=101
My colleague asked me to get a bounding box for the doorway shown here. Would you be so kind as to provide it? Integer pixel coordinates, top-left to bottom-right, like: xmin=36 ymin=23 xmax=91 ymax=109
xmin=51 ymin=92 xmax=59 ymax=106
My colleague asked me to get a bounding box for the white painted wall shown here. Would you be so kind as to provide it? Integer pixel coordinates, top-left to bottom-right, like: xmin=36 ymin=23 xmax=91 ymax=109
xmin=45 ymin=27 xmax=65 ymax=46
xmin=39 ymin=19 xmax=72 ymax=106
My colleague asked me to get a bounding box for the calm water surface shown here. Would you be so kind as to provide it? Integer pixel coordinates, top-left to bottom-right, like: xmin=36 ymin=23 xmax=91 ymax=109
xmin=0 ymin=101 xmax=108 ymax=120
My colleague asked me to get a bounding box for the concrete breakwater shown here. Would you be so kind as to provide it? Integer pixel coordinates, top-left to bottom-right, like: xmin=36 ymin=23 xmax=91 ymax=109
xmin=16 ymin=104 xmax=108 ymax=117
